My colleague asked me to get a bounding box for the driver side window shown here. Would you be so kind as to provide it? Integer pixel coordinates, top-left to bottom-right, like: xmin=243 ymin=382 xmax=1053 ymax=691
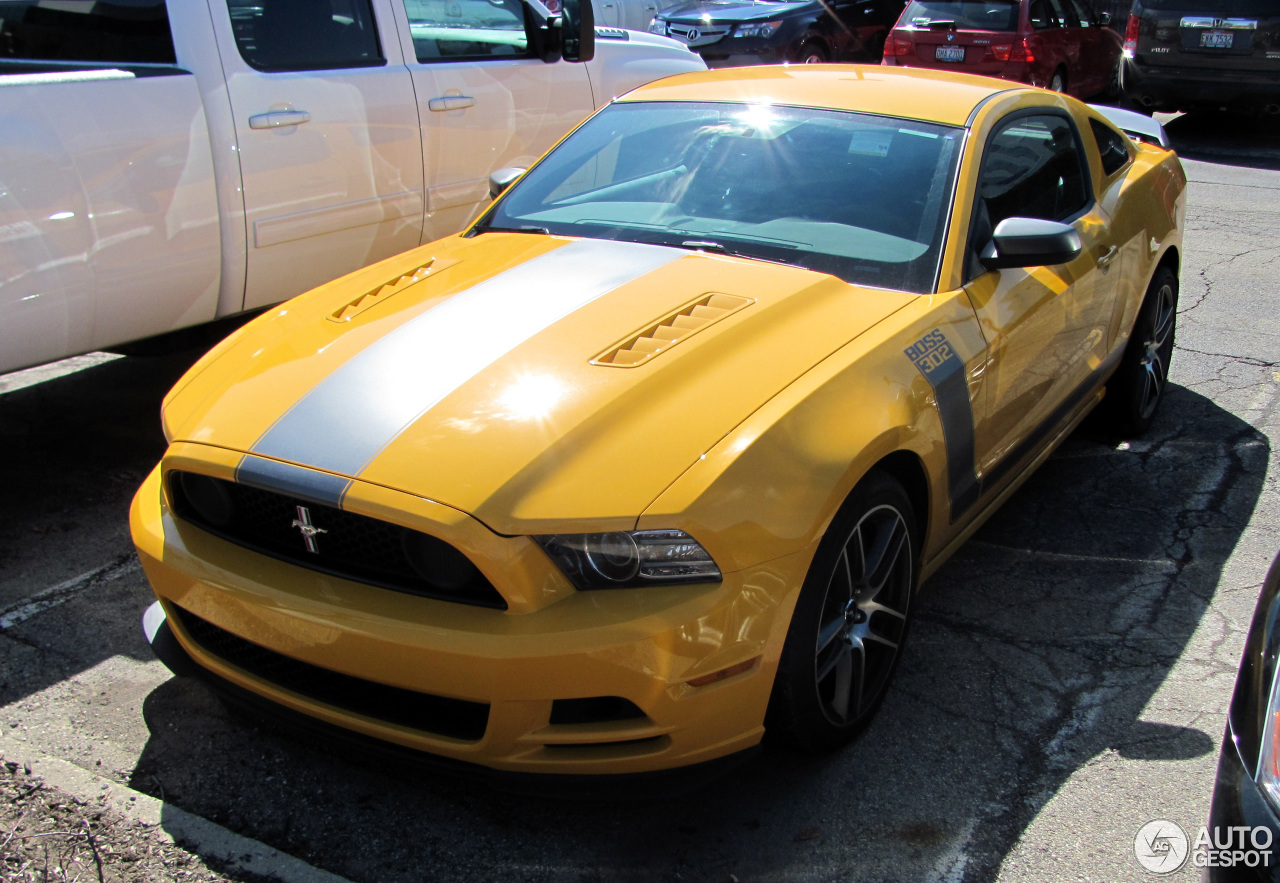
xmin=967 ymin=112 xmax=1090 ymax=278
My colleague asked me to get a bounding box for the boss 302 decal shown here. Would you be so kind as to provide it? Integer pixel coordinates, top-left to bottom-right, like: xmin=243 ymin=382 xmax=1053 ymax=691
xmin=905 ymin=329 xmax=979 ymax=522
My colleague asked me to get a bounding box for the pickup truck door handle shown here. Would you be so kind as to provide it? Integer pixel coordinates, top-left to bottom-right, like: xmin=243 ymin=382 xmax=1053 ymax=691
xmin=248 ymin=110 xmax=311 ymax=130
xmin=1096 ymin=245 xmax=1118 ymax=268
xmin=428 ymin=95 xmax=476 ymax=112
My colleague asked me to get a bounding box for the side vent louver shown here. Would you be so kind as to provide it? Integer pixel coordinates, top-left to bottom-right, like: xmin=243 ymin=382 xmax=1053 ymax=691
xmin=592 ymin=293 xmax=753 ymax=368
xmin=328 ymin=260 xmax=435 ymax=323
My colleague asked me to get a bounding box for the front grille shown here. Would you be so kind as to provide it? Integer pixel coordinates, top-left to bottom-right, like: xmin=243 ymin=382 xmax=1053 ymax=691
xmin=168 ymin=471 xmax=506 ymax=609
xmin=173 ymin=605 xmax=490 ymax=742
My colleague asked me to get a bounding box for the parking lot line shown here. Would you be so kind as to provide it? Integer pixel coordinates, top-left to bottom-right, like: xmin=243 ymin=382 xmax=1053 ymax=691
xmin=0 ymin=556 xmax=140 ymax=631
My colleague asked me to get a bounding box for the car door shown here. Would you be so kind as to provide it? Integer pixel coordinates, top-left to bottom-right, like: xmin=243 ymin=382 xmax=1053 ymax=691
xmin=208 ymin=0 xmax=426 ymax=312
xmin=962 ymin=110 xmax=1120 ymax=487
xmin=388 ymin=0 xmax=595 ymax=243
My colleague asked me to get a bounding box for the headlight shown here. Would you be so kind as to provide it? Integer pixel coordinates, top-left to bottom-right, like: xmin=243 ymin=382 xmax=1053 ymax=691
xmin=733 ymin=20 xmax=782 ymax=38
xmin=535 ymin=529 xmax=721 ymax=590
xmin=648 ymin=18 xmax=667 ymax=34
xmin=1260 ymin=666 xmax=1280 ymax=812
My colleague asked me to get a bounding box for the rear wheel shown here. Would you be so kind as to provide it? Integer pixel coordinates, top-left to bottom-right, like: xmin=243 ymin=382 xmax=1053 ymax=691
xmin=1048 ymin=68 xmax=1067 ymax=94
xmin=767 ymin=470 xmax=917 ymax=752
xmin=1101 ymin=266 xmax=1178 ymax=437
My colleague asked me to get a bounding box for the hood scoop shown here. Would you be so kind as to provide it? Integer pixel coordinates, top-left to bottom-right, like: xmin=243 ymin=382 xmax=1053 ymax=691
xmin=327 ymin=258 xmax=456 ymax=324
xmin=591 ymin=292 xmax=752 ymax=368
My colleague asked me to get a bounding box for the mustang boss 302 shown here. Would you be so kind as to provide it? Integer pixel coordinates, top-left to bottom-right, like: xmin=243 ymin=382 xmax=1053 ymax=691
xmin=132 ymin=65 xmax=1185 ymax=780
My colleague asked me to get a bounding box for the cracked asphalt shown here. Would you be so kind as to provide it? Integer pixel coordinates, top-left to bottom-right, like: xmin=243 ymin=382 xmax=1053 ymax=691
xmin=1 ymin=110 xmax=1278 ymax=883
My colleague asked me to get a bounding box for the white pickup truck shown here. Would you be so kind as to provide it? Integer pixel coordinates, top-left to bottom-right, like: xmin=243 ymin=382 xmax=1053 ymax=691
xmin=0 ymin=0 xmax=703 ymax=374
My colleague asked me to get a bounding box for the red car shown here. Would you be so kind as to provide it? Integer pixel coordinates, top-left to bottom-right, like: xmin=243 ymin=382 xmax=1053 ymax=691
xmin=881 ymin=0 xmax=1123 ymax=99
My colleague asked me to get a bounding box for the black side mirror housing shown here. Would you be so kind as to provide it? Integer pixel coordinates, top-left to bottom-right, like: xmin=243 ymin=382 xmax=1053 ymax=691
xmin=489 ymin=167 xmax=526 ymax=199
xmin=979 ymin=217 xmax=1082 ymax=270
xmin=561 ymin=0 xmax=596 ymax=62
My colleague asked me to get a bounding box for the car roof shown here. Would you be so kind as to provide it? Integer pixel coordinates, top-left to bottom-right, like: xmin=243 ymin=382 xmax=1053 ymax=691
xmin=619 ymin=64 xmax=1025 ymax=127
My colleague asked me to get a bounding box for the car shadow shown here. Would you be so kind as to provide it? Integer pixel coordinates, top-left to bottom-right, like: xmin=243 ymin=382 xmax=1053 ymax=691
xmin=125 ymin=380 xmax=1266 ymax=882
xmin=1162 ymin=110 xmax=1280 ymax=171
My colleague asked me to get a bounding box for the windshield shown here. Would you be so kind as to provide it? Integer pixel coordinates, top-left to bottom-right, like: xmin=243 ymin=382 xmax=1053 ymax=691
xmin=476 ymin=102 xmax=964 ymax=294
xmin=901 ymin=0 xmax=1020 ymax=30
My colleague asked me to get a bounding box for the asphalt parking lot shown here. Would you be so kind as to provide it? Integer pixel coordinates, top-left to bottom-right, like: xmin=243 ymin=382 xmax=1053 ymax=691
xmin=2 ymin=110 xmax=1279 ymax=883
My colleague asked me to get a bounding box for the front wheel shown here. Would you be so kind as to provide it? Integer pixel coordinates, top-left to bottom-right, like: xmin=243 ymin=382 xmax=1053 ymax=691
xmin=797 ymin=41 xmax=828 ymax=64
xmin=766 ymin=470 xmax=917 ymax=752
xmin=1101 ymin=265 xmax=1178 ymax=437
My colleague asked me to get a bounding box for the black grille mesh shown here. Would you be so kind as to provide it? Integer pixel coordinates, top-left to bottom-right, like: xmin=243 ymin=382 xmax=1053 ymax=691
xmin=173 ymin=605 xmax=489 ymax=741
xmin=168 ymin=471 xmax=506 ymax=609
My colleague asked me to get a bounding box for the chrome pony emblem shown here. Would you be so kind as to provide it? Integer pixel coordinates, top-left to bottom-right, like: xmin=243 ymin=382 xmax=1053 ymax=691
xmin=290 ymin=506 xmax=328 ymax=554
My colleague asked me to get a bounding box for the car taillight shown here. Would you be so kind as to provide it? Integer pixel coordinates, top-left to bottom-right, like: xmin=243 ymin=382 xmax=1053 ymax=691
xmin=995 ymin=38 xmax=1035 ymax=62
xmin=886 ymin=32 xmax=913 ymax=57
xmin=1123 ymin=13 xmax=1140 ymax=56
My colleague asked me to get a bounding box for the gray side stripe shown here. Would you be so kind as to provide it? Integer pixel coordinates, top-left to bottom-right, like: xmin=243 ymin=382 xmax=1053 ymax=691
xmin=245 ymin=239 xmax=682 ymax=486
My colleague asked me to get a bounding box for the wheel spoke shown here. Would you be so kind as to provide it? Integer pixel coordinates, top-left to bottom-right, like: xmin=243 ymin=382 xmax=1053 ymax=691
xmin=865 ymin=521 xmax=907 ymax=599
xmin=816 ymin=616 xmax=846 ymax=655
xmin=830 ymin=647 xmax=853 ymax=720
xmin=848 ymin=638 xmax=866 ymax=717
xmin=861 ymin=599 xmax=907 ymax=622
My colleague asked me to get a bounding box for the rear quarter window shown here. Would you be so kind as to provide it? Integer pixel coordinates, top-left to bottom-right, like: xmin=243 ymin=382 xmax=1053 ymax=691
xmin=1089 ymin=118 xmax=1132 ymax=177
xmin=0 ymin=0 xmax=176 ymax=66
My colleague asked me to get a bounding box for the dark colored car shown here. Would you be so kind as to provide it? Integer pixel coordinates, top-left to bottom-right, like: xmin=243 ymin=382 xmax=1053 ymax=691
xmin=648 ymin=0 xmax=906 ymax=66
xmin=880 ymin=0 xmax=1123 ymax=99
xmin=1120 ymin=0 xmax=1280 ymax=112
xmin=1208 ymin=551 xmax=1280 ymax=881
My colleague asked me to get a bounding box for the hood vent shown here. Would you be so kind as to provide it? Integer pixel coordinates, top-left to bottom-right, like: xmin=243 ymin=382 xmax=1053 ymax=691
xmin=592 ymin=293 xmax=753 ymax=368
xmin=328 ymin=259 xmax=436 ymax=323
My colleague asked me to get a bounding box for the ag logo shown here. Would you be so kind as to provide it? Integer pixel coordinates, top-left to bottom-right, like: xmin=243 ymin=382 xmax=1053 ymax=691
xmin=1134 ymin=819 xmax=1189 ymax=874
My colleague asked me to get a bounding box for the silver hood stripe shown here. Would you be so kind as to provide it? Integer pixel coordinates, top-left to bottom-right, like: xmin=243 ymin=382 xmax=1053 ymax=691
xmin=240 ymin=239 xmax=683 ymax=497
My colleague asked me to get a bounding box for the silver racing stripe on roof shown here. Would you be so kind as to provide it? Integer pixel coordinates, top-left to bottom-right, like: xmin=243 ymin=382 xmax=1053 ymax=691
xmin=241 ymin=239 xmax=683 ymax=496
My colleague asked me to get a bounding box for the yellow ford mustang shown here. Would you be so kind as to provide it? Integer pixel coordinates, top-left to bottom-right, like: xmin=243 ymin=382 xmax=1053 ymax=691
xmin=131 ymin=65 xmax=1186 ymax=780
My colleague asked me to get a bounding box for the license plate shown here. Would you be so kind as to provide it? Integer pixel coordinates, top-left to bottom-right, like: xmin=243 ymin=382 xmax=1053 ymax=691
xmin=935 ymin=45 xmax=965 ymax=61
xmin=1200 ymin=30 xmax=1234 ymax=48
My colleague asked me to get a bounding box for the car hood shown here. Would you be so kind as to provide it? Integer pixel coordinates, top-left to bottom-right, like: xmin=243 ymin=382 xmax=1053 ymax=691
xmin=164 ymin=234 xmax=913 ymax=534
xmin=660 ymin=0 xmax=811 ymax=23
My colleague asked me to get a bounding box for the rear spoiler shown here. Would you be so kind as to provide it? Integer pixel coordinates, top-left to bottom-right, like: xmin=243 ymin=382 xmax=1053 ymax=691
xmin=1089 ymin=104 xmax=1171 ymax=149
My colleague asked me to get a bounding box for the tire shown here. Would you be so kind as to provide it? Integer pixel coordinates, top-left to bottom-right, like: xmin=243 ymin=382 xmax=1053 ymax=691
xmin=1104 ymin=59 xmax=1122 ymax=102
xmin=797 ymin=41 xmax=827 ymax=64
xmin=1048 ymin=68 xmax=1066 ymax=94
xmin=766 ymin=470 xmax=918 ymax=752
xmin=1102 ymin=266 xmax=1178 ymax=438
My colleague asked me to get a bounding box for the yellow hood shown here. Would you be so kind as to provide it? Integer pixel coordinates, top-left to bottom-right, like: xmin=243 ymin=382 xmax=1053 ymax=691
xmin=164 ymin=234 xmax=914 ymax=534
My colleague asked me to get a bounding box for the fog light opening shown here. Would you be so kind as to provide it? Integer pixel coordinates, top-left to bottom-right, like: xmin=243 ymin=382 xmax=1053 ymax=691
xmin=685 ymin=656 xmax=760 ymax=688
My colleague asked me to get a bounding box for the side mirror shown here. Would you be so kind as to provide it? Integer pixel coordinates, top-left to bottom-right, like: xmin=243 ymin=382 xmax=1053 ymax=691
xmin=489 ymin=167 xmax=526 ymax=199
xmin=1098 ymin=11 xmax=1111 ymax=26
xmin=979 ymin=217 xmax=1082 ymax=270
xmin=561 ymin=0 xmax=596 ymax=62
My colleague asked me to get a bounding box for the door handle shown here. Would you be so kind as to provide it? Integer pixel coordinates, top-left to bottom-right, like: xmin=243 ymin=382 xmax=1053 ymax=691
xmin=428 ymin=95 xmax=476 ymax=112
xmin=248 ymin=110 xmax=311 ymax=129
xmin=1096 ymin=245 xmax=1118 ymax=268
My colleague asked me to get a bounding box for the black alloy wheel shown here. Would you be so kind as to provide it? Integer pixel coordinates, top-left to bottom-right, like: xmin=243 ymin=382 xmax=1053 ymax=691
xmin=1102 ymin=265 xmax=1178 ymax=437
xmin=767 ymin=470 xmax=917 ymax=752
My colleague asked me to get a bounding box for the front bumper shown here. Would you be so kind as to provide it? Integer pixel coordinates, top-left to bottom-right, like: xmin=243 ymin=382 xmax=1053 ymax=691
xmin=131 ymin=457 xmax=813 ymax=776
xmin=1121 ymin=58 xmax=1280 ymax=110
